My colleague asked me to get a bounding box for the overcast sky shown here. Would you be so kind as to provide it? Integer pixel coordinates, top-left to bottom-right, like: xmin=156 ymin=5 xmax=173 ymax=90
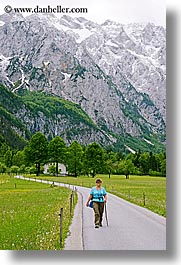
xmin=0 ymin=0 xmax=166 ymax=26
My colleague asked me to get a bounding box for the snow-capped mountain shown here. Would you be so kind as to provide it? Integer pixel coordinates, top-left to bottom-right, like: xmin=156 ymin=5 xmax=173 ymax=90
xmin=0 ymin=13 xmax=166 ymax=150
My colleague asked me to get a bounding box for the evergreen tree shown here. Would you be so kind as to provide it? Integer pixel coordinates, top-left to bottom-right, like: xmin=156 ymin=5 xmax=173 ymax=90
xmin=149 ymin=152 xmax=157 ymax=171
xmin=134 ymin=149 xmax=141 ymax=167
xmin=138 ymin=153 xmax=150 ymax=174
xmin=161 ymin=159 xmax=166 ymax=177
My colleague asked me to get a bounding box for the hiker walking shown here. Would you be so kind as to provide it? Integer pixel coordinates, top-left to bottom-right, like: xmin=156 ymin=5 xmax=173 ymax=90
xmin=86 ymin=178 xmax=107 ymax=228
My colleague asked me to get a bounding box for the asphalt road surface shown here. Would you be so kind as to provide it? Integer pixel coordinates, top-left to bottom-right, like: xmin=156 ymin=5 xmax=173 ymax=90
xmin=16 ymin=176 xmax=166 ymax=250
xmin=78 ymin=186 xmax=166 ymax=250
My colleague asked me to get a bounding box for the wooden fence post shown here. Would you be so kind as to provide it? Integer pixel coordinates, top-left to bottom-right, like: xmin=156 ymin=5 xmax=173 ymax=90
xmin=74 ymin=187 xmax=77 ymax=195
xmin=59 ymin=208 xmax=63 ymax=248
xmin=143 ymin=192 xmax=146 ymax=206
xmin=70 ymin=193 xmax=73 ymax=215
xmin=72 ymin=191 xmax=74 ymax=205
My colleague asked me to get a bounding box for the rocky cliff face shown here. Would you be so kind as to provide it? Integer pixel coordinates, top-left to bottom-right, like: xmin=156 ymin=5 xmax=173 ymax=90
xmin=0 ymin=84 xmax=112 ymax=149
xmin=0 ymin=13 xmax=166 ymax=152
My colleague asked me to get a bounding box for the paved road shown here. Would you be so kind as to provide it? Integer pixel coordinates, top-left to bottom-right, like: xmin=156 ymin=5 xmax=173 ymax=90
xmin=78 ymin=186 xmax=166 ymax=250
xmin=16 ymin=176 xmax=166 ymax=250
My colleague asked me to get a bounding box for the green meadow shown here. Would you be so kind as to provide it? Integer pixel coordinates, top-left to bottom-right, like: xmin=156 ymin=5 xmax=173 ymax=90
xmin=35 ymin=174 xmax=166 ymax=217
xmin=0 ymin=174 xmax=77 ymax=250
xmin=0 ymin=173 xmax=165 ymax=250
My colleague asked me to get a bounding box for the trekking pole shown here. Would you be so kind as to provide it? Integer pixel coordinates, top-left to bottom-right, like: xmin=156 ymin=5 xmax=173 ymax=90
xmin=105 ymin=203 xmax=109 ymax=227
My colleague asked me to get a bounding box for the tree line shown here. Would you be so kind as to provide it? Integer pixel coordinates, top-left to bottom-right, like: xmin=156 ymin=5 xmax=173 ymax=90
xmin=0 ymin=132 xmax=166 ymax=178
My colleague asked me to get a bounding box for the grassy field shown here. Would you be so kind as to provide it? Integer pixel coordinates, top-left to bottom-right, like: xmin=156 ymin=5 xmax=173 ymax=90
xmin=0 ymin=174 xmax=77 ymax=250
xmin=33 ymin=174 xmax=166 ymax=217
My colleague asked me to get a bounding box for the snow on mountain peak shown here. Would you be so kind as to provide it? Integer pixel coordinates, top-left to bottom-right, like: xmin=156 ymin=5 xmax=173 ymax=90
xmin=101 ymin=19 xmax=121 ymax=27
xmin=0 ymin=14 xmax=166 ymax=131
xmin=0 ymin=21 xmax=5 ymax=26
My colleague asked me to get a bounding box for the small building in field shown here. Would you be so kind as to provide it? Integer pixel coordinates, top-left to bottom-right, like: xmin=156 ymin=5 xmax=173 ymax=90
xmin=43 ymin=163 xmax=67 ymax=176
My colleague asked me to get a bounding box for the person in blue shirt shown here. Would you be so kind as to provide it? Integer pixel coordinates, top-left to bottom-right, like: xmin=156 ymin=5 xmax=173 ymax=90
xmin=86 ymin=178 xmax=107 ymax=228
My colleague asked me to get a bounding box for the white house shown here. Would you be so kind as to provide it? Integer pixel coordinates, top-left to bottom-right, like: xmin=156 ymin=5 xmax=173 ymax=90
xmin=44 ymin=163 xmax=67 ymax=176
